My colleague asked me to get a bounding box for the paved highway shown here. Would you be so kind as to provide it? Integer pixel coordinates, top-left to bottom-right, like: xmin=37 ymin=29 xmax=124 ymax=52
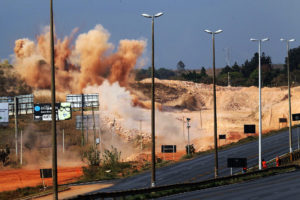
xmin=95 ymin=128 xmax=300 ymax=192
xmin=160 ymin=169 xmax=300 ymax=200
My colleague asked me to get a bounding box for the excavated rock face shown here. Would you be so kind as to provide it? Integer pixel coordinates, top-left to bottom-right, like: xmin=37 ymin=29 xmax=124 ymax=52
xmin=124 ymin=78 xmax=300 ymax=151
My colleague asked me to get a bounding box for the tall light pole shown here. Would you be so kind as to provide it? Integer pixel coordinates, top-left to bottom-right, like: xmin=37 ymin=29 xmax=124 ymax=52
xmin=50 ymin=0 xmax=58 ymax=199
xmin=141 ymin=12 xmax=163 ymax=188
xmin=280 ymin=38 xmax=295 ymax=154
xmin=250 ymin=37 xmax=269 ymax=170
xmin=204 ymin=29 xmax=223 ymax=178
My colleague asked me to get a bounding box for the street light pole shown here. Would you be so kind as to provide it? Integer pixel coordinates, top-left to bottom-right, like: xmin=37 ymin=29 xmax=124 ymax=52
xmin=250 ymin=37 xmax=269 ymax=170
xmin=141 ymin=12 xmax=163 ymax=188
xmin=280 ymin=38 xmax=295 ymax=154
xmin=186 ymin=118 xmax=191 ymax=154
xmin=204 ymin=29 xmax=223 ymax=178
xmin=50 ymin=0 xmax=58 ymax=199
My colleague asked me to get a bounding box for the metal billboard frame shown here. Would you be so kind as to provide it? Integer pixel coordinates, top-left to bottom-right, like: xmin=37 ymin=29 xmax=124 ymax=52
xmin=66 ymin=94 xmax=99 ymax=111
xmin=0 ymin=94 xmax=34 ymax=115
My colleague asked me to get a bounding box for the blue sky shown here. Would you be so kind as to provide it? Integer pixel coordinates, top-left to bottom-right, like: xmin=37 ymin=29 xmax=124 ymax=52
xmin=0 ymin=0 xmax=300 ymax=69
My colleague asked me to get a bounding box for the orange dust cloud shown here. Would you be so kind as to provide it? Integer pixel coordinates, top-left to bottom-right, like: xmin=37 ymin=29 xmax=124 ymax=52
xmin=13 ymin=25 xmax=146 ymax=93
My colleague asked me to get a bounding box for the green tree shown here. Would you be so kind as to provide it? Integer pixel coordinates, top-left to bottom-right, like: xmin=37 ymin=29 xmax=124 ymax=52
xmin=156 ymin=68 xmax=176 ymax=79
xmin=286 ymin=46 xmax=300 ymax=72
xmin=200 ymin=67 xmax=208 ymax=77
xmin=176 ymin=60 xmax=185 ymax=72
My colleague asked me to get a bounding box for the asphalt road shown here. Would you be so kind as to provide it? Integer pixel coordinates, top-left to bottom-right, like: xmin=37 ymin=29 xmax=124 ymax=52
xmin=95 ymin=127 xmax=300 ymax=192
xmin=160 ymin=169 xmax=300 ymax=200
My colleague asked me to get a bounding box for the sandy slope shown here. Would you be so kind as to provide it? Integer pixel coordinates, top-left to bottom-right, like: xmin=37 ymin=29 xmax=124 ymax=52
xmin=127 ymin=79 xmax=300 ymax=151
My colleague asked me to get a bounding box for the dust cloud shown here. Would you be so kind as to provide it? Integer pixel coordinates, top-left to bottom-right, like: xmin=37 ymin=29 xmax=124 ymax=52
xmin=13 ymin=25 xmax=146 ymax=93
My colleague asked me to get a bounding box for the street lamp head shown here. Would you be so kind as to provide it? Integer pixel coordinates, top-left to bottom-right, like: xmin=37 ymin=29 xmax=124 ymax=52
xmin=250 ymin=38 xmax=258 ymax=42
xmin=280 ymin=38 xmax=286 ymax=42
xmin=261 ymin=38 xmax=269 ymax=42
xmin=204 ymin=29 xmax=212 ymax=34
xmin=186 ymin=118 xmax=191 ymax=121
xmin=141 ymin=13 xmax=152 ymax=18
xmin=215 ymin=29 xmax=223 ymax=34
xmin=154 ymin=12 xmax=163 ymax=18
xmin=289 ymin=39 xmax=296 ymax=42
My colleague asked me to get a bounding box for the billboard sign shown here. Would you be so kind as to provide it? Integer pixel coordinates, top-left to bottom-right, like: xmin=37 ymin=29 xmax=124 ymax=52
xmin=0 ymin=103 xmax=9 ymax=126
xmin=76 ymin=114 xmax=100 ymax=130
xmin=292 ymin=113 xmax=300 ymax=121
xmin=161 ymin=145 xmax=176 ymax=153
xmin=66 ymin=94 xmax=99 ymax=111
xmin=227 ymin=158 xmax=247 ymax=168
xmin=244 ymin=124 xmax=256 ymax=134
xmin=34 ymin=103 xmax=71 ymax=121
xmin=219 ymin=134 xmax=226 ymax=139
xmin=0 ymin=94 xmax=34 ymax=115
xmin=40 ymin=168 xmax=52 ymax=178
xmin=279 ymin=118 xmax=287 ymax=123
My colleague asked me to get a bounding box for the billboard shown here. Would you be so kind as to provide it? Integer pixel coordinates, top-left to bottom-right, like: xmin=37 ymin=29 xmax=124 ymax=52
xmin=219 ymin=134 xmax=226 ymax=139
xmin=66 ymin=94 xmax=99 ymax=111
xmin=0 ymin=94 xmax=34 ymax=115
xmin=40 ymin=168 xmax=52 ymax=178
xmin=279 ymin=118 xmax=287 ymax=123
xmin=244 ymin=124 xmax=256 ymax=134
xmin=227 ymin=158 xmax=247 ymax=168
xmin=292 ymin=113 xmax=300 ymax=121
xmin=76 ymin=114 xmax=100 ymax=130
xmin=0 ymin=103 xmax=9 ymax=126
xmin=34 ymin=102 xmax=71 ymax=121
xmin=161 ymin=145 xmax=176 ymax=153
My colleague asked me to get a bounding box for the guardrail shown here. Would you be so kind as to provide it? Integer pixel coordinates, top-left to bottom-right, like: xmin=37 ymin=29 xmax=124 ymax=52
xmin=274 ymin=149 xmax=300 ymax=166
xmin=68 ymin=165 xmax=299 ymax=200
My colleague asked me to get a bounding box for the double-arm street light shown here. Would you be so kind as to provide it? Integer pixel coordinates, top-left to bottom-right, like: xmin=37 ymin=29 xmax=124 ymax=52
xmin=204 ymin=29 xmax=223 ymax=178
xmin=141 ymin=12 xmax=163 ymax=188
xmin=250 ymin=37 xmax=269 ymax=170
xmin=280 ymin=38 xmax=296 ymax=154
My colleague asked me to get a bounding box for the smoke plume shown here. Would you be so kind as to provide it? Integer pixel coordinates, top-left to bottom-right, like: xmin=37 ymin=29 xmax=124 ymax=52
xmin=13 ymin=25 xmax=146 ymax=93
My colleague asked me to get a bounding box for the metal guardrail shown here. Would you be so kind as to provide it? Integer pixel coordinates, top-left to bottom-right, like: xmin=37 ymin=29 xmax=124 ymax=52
xmin=68 ymin=165 xmax=299 ymax=200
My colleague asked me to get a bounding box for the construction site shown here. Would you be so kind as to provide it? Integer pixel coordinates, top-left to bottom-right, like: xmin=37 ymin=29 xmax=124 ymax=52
xmin=1 ymin=24 xmax=300 ymax=194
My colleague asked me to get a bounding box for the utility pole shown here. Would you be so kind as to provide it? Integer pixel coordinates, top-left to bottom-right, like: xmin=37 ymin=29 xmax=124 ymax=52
xmin=50 ymin=0 xmax=58 ymax=198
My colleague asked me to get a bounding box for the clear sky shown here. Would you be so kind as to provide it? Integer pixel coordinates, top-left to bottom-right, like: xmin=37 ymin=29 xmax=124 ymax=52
xmin=0 ymin=0 xmax=300 ymax=69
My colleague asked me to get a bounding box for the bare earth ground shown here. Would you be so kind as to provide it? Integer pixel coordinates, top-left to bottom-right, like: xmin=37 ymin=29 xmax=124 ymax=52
xmin=34 ymin=183 xmax=113 ymax=200
xmin=0 ymin=167 xmax=82 ymax=192
xmin=1 ymin=79 xmax=300 ymax=197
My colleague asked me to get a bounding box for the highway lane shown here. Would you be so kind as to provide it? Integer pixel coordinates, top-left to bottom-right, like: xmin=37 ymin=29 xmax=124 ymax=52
xmin=95 ymin=128 xmax=299 ymax=192
xmin=160 ymin=169 xmax=300 ymax=200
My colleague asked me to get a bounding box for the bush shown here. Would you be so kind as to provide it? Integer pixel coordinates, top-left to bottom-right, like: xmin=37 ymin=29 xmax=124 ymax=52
xmin=82 ymin=146 xmax=100 ymax=166
xmin=0 ymin=145 xmax=10 ymax=166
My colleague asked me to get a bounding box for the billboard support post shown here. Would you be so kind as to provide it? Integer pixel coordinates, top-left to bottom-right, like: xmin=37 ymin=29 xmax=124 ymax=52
xmin=62 ymin=129 xmax=65 ymax=154
xmin=20 ymin=130 xmax=23 ymax=165
xmin=14 ymin=97 xmax=18 ymax=157
xmin=81 ymin=94 xmax=84 ymax=146
xmin=92 ymin=107 xmax=96 ymax=148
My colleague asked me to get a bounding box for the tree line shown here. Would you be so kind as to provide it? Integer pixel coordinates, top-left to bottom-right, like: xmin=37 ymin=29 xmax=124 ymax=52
xmin=135 ymin=45 xmax=300 ymax=87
